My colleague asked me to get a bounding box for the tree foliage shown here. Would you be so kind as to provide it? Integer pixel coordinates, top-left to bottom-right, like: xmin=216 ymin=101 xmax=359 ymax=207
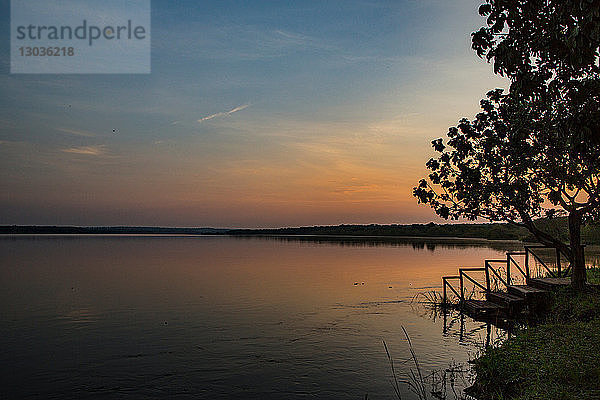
xmin=414 ymin=0 xmax=600 ymax=287
xmin=472 ymin=0 xmax=600 ymax=96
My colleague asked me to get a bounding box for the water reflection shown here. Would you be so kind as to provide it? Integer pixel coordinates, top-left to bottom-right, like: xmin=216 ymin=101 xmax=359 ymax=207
xmin=0 ymin=235 xmax=534 ymax=399
xmin=230 ymin=234 xmax=524 ymax=252
xmin=59 ymin=308 xmax=100 ymax=326
xmin=442 ymin=311 xmax=511 ymax=348
xmin=404 ymin=302 xmax=512 ymax=400
xmin=410 ymin=297 xmax=511 ymax=349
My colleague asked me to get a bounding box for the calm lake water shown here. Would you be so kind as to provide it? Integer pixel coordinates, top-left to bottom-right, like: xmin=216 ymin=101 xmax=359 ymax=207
xmin=0 ymin=235 xmax=524 ymax=399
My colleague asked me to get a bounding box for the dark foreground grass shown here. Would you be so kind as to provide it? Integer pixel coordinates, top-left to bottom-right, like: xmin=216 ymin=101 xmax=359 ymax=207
xmin=587 ymin=267 xmax=600 ymax=285
xmin=470 ymin=285 xmax=600 ymax=400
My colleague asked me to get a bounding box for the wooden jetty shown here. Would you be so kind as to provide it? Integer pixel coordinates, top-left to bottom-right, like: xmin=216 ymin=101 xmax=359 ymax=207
xmin=442 ymin=245 xmax=575 ymax=319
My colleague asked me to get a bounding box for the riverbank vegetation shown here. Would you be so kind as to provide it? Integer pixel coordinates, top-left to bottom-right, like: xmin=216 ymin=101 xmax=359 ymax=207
xmin=469 ymin=286 xmax=600 ymax=399
xmin=413 ymin=0 xmax=600 ymax=289
xmin=228 ymin=219 xmax=600 ymax=245
xmin=4 ymin=220 xmax=600 ymax=244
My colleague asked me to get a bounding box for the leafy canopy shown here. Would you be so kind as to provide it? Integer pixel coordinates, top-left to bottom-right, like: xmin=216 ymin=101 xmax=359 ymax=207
xmin=414 ymin=0 xmax=600 ymax=247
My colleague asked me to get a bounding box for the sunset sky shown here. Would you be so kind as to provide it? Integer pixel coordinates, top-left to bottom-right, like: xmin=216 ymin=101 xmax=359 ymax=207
xmin=0 ymin=0 xmax=507 ymax=228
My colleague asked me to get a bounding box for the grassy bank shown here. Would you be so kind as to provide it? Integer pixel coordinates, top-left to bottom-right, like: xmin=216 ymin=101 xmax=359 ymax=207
xmin=589 ymin=267 xmax=600 ymax=285
xmin=469 ymin=282 xmax=600 ymax=400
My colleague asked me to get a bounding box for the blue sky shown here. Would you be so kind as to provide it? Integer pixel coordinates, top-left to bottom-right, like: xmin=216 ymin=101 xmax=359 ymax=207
xmin=0 ymin=0 xmax=507 ymax=227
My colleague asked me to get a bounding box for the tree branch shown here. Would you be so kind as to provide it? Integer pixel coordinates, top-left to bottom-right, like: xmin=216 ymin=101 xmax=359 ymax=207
xmin=518 ymin=210 xmax=572 ymax=259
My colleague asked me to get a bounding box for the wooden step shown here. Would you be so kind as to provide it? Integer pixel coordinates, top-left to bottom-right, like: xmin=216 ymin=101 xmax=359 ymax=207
xmin=486 ymin=291 xmax=525 ymax=305
xmin=507 ymin=284 xmax=547 ymax=300
xmin=462 ymin=299 xmax=505 ymax=318
xmin=527 ymin=277 xmax=571 ymax=291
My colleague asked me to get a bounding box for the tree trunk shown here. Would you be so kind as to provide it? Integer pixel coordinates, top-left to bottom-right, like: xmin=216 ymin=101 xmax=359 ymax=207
xmin=569 ymin=211 xmax=586 ymax=290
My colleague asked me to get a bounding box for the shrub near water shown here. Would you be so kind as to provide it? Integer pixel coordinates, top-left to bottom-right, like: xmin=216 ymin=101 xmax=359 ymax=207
xmin=587 ymin=267 xmax=600 ymax=285
xmin=549 ymin=285 xmax=600 ymax=323
xmin=471 ymin=286 xmax=600 ymax=400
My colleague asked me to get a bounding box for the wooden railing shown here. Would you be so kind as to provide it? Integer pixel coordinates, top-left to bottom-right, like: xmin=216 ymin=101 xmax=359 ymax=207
xmin=442 ymin=276 xmax=460 ymax=304
xmin=523 ymin=245 xmax=577 ymax=279
xmin=441 ymin=245 xmax=575 ymax=305
xmin=507 ymin=251 xmax=527 ymax=281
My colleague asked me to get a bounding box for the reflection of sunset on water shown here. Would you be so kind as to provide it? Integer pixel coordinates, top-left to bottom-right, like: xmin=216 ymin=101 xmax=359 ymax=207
xmin=1 ymin=235 xmax=527 ymax=398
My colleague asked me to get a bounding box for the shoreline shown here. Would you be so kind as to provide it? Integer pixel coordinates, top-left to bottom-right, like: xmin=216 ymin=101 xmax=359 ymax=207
xmin=2 ymin=221 xmax=598 ymax=244
xmin=468 ymin=285 xmax=600 ymax=400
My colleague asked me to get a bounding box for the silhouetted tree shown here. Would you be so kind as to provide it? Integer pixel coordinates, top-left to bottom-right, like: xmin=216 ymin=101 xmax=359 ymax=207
xmin=414 ymin=0 xmax=600 ymax=289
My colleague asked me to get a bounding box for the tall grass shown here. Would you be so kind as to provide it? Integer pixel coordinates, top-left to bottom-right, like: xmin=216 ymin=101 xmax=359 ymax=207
xmin=587 ymin=267 xmax=600 ymax=284
xmin=402 ymin=326 xmax=428 ymax=400
xmin=383 ymin=339 xmax=403 ymax=399
xmin=384 ymin=327 xmax=473 ymax=400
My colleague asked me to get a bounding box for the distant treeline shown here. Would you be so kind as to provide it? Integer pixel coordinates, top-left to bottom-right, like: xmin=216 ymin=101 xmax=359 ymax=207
xmin=228 ymin=222 xmax=526 ymax=240
xmin=228 ymin=219 xmax=600 ymax=245
xmin=0 ymin=226 xmax=227 ymax=235
xmin=3 ymin=220 xmax=600 ymax=244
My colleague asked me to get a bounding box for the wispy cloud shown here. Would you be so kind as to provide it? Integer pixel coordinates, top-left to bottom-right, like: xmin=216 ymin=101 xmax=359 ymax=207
xmin=198 ymin=104 xmax=250 ymax=122
xmin=56 ymin=127 xmax=97 ymax=137
xmin=61 ymin=145 xmax=106 ymax=156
